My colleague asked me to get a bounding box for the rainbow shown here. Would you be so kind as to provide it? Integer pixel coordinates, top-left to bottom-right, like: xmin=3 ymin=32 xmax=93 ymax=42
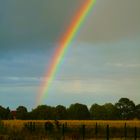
xmin=37 ymin=0 xmax=96 ymax=105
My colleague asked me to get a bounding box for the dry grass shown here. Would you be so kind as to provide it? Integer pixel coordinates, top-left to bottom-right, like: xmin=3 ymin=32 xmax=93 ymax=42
xmin=2 ymin=120 xmax=140 ymax=128
xmin=0 ymin=120 xmax=140 ymax=139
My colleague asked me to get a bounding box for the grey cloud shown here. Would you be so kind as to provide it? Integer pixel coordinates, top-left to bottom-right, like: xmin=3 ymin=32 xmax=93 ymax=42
xmin=0 ymin=76 xmax=41 ymax=86
xmin=1 ymin=0 xmax=140 ymax=51
xmin=106 ymin=63 xmax=140 ymax=68
xmin=0 ymin=0 xmax=84 ymax=51
xmin=78 ymin=0 xmax=140 ymax=42
xmin=0 ymin=49 xmax=51 ymax=77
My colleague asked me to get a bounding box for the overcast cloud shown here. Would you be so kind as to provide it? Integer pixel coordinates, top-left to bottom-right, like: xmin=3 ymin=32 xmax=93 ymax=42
xmin=0 ymin=0 xmax=140 ymax=109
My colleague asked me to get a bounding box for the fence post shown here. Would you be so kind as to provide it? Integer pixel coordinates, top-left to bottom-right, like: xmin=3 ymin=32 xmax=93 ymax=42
xmin=0 ymin=121 xmax=1 ymax=133
xmin=124 ymin=123 xmax=127 ymax=138
xmin=45 ymin=122 xmax=47 ymax=132
xmin=30 ymin=122 xmax=32 ymax=133
xmin=106 ymin=124 xmax=109 ymax=140
xmin=134 ymin=127 xmax=137 ymax=140
xmin=33 ymin=122 xmax=35 ymax=131
xmin=62 ymin=123 xmax=65 ymax=140
xmin=82 ymin=125 xmax=85 ymax=140
xmin=95 ymin=122 xmax=98 ymax=139
xmin=65 ymin=122 xmax=67 ymax=128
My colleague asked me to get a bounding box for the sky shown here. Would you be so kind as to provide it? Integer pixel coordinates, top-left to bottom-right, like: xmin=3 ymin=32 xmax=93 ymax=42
xmin=0 ymin=0 xmax=140 ymax=110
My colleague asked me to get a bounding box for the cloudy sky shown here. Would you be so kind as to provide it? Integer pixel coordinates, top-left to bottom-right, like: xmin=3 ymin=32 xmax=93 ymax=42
xmin=0 ymin=0 xmax=140 ymax=109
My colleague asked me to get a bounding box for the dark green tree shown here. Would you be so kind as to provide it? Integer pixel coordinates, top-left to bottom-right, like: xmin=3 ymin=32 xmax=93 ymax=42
xmin=67 ymin=103 xmax=90 ymax=120
xmin=16 ymin=106 xmax=28 ymax=120
xmin=55 ymin=105 xmax=67 ymax=120
xmin=31 ymin=105 xmax=55 ymax=120
xmin=0 ymin=106 xmax=9 ymax=119
xmin=115 ymin=98 xmax=135 ymax=120
xmin=6 ymin=107 xmax=12 ymax=119
xmin=103 ymin=103 xmax=120 ymax=120
xmin=135 ymin=104 xmax=140 ymax=119
xmin=90 ymin=104 xmax=107 ymax=120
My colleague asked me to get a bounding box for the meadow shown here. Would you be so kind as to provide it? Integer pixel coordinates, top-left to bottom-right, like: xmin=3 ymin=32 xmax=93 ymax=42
xmin=0 ymin=120 xmax=140 ymax=140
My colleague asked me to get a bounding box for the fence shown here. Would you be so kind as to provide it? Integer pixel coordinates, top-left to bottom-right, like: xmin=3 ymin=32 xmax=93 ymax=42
xmin=0 ymin=121 xmax=140 ymax=140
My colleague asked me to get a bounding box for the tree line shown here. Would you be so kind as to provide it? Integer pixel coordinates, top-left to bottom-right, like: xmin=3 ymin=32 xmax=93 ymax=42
xmin=0 ymin=98 xmax=140 ymax=120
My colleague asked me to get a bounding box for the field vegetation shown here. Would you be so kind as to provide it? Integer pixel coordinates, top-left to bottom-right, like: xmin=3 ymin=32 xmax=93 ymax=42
xmin=0 ymin=97 xmax=140 ymax=139
xmin=0 ymin=98 xmax=140 ymax=120
xmin=0 ymin=120 xmax=140 ymax=140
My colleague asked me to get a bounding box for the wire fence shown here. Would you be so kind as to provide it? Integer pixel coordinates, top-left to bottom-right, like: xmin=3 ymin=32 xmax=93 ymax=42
xmin=0 ymin=121 xmax=140 ymax=140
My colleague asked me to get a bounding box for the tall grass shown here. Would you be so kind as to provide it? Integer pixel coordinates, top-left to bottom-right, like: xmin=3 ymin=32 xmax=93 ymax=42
xmin=0 ymin=120 xmax=140 ymax=140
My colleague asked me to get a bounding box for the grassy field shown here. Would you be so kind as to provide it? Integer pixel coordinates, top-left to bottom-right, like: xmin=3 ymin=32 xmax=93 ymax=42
xmin=2 ymin=120 xmax=140 ymax=127
xmin=0 ymin=120 xmax=140 ymax=140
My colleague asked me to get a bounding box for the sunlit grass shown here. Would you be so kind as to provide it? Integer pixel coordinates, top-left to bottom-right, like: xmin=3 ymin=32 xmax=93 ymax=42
xmin=3 ymin=120 xmax=140 ymax=127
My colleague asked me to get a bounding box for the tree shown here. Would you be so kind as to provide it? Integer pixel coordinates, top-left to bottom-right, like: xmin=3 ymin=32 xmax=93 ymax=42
xmin=5 ymin=107 xmax=12 ymax=119
xmin=55 ymin=105 xmax=67 ymax=120
xmin=0 ymin=106 xmax=10 ymax=119
xmin=90 ymin=104 xmax=107 ymax=120
xmin=31 ymin=105 xmax=55 ymax=120
xmin=135 ymin=104 xmax=140 ymax=119
xmin=103 ymin=103 xmax=120 ymax=120
xmin=67 ymin=103 xmax=90 ymax=120
xmin=16 ymin=106 xmax=28 ymax=120
xmin=115 ymin=98 xmax=135 ymax=120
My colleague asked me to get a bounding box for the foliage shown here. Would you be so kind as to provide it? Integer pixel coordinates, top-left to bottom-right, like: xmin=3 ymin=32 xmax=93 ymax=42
xmin=135 ymin=104 xmax=140 ymax=119
xmin=90 ymin=104 xmax=106 ymax=120
xmin=103 ymin=103 xmax=120 ymax=120
xmin=115 ymin=98 xmax=135 ymax=119
xmin=0 ymin=106 xmax=11 ymax=119
xmin=67 ymin=103 xmax=90 ymax=120
xmin=31 ymin=105 xmax=55 ymax=120
xmin=0 ymin=98 xmax=139 ymax=120
xmin=16 ymin=106 xmax=28 ymax=120
xmin=90 ymin=103 xmax=119 ymax=120
xmin=55 ymin=105 xmax=67 ymax=120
